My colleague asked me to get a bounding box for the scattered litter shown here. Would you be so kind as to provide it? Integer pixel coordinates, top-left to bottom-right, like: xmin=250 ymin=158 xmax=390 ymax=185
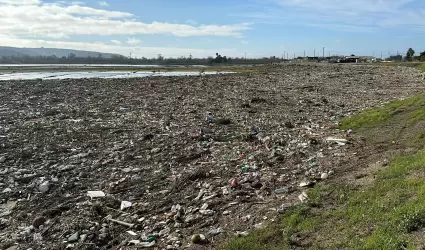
xmin=298 ymin=192 xmax=309 ymax=203
xmin=120 ymin=201 xmax=132 ymax=210
xmin=87 ymin=191 xmax=105 ymax=199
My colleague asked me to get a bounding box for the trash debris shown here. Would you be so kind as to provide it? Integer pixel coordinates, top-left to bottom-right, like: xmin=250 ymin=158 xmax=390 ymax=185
xmin=120 ymin=201 xmax=132 ymax=210
xmin=275 ymin=187 xmax=290 ymax=194
xmin=67 ymin=232 xmax=80 ymax=243
xmin=230 ymin=178 xmax=239 ymax=187
xmin=206 ymin=112 xmax=213 ymax=122
xmin=298 ymin=192 xmax=309 ymax=202
xmin=87 ymin=191 xmax=105 ymax=199
xmin=38 ymin=181 xmax=50 ymax=193
xmin=1 ymin=64 xmax=423 ymax=249
xmin=299 ymin=181 xmax=314 ymax=188
xmin=326 ymin=137 xmax=348 ymax=145
xmin=127 ymin=231 xmax=137 ymax=236
xmin=32 ymin=216 xmax=46 ymax=229
xmin=191 ymin=234 xmax=207 ymax=244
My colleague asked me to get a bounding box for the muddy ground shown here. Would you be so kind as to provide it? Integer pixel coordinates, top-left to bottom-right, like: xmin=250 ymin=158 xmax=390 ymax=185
xmin=0 ymin=64 xmax=424 ymax=250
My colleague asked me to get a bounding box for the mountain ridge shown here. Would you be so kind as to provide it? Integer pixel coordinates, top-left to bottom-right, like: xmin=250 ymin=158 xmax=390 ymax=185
xmin=0 ymin=46 xmax=121 ymax=58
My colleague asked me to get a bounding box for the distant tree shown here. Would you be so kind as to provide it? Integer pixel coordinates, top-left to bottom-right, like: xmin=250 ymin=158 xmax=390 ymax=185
xmin=406 ymin=48 xmax=415 ymax=61
xmin=420 ymin=51 xmax=425 ymax=62
xmin=68 ymin=53 xmax=76 ymax=60
xmin=350 ymin=54 xmax=355 ymax=56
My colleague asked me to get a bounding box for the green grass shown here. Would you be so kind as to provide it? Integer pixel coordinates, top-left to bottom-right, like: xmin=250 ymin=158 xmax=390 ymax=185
xmin=222 ymin=151 xmax=425 ymax=250
xmin=418 ymin=63 xmax=425 ymax=72
xmin=222 ymin=93 xmax=425 ymax=250
xmin=340 ymin=93 xmax=425 ymax=130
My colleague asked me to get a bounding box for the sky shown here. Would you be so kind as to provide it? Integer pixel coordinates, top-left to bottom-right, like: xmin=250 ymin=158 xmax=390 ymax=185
xmin=0 ymin=0 xmax=424 ymax=58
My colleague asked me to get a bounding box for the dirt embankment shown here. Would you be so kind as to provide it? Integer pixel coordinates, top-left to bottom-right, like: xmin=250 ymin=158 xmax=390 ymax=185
xmin=0 ymin=64 xmax=423 ymax=249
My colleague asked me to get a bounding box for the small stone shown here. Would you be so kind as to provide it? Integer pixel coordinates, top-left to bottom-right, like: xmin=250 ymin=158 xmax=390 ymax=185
xmin=2 ymin=187 xmax=12 ymax=193
xmin=0 ymin=156 xmax=5 ymax=163
xmin=39 ymin=181 xmax=50 ymax=193
xmin=32 ymin=216 xmax=47 ymax=229
xmin=321 ymin=173 xmax=329 ymax=180
xmin=68 ymin=232 xmax=80 ymax=242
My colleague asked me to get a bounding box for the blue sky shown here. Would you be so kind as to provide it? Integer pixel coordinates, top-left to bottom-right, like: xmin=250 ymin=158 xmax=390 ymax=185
xmin=0 ymin=0 xmax=424 ymax=58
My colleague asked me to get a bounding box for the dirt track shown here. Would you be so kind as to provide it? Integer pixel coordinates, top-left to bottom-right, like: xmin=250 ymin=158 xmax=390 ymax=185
xmin=0 ymin=64 xmax=424 ymax=249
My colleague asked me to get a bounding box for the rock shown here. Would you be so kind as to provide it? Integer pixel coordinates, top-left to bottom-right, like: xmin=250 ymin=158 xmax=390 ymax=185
xmin=32 ymin=216 xmax=47 ymax=229
xmin=2 ymin=187 xmax=12 ymax=193
xmin=321 ymin=173 xmax=329 ymax=180
xmin=39 ymin=181 xmax=50 ymax=193
xmin=68 ymin=232 xmax=80 ymax=242
xmin=0 ymin=156 xmax=5 ymax=163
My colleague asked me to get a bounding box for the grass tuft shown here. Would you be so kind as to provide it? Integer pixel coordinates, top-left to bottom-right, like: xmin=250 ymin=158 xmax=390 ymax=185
xmin=221 ymin=151 xmax=425 ymax=250
xmin=340 ymin=93 xmax=425 ymax=130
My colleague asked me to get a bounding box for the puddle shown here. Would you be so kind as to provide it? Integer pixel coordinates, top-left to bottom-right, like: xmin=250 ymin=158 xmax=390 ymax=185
xmin=0 ymin=71 xmax=233 ymax=81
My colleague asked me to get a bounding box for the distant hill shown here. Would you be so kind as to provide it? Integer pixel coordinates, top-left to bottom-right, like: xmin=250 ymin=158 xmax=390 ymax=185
xmin=0 ymin=46 xmax=121 ymax=59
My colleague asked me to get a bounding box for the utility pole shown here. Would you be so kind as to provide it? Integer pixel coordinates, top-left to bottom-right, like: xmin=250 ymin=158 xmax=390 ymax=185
xmin=245 ymin=52 xmax=246 ymax=60
xmin=322 ymin=47 xmax=325 ymax=59
xmin=314 ymin=49 xmax=316 ymax=57
xmin=304 ymin=50 xmax=305 ymax=57
xmin=381 ymin=52 xmax=383 ymax=59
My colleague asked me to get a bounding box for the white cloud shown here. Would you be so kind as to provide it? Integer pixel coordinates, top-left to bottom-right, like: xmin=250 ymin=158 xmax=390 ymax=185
xmin=127 ymin=37 xmax=141 ymax=46
xmin=111 ymin=39 xmax=122 ymax=45
xmin=98 ymin=1 xmax=108 ymax=6
xmin=0 ymin=34 xmax=240 ymax=58
xmin=240 ymin=0 xmax=425 ymax=32
xmin=0 ymin=1 xmax=250 ymax=39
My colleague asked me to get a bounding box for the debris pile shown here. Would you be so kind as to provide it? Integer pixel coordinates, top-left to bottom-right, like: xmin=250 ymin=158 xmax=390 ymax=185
xmin=0 ymin=64 xmax=423 ymax=249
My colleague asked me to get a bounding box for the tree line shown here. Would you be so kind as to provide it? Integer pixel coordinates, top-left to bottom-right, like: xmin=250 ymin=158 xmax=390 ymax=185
xmin=405 ymin=48 xmax=425 ymax=62
xmin=0 ymin=52 xmax=285 ymax=65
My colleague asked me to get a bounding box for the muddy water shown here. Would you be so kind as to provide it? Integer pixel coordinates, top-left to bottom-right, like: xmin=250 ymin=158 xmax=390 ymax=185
xmin=0 ymin=71 xmax=233 ymax=81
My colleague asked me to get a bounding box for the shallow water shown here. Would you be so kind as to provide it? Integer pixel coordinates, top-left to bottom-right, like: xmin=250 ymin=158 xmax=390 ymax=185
xmin=0 ymin=64 xmax=207 ymax=68
xmin=0 ymin=71 xmax=232 ymax=81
